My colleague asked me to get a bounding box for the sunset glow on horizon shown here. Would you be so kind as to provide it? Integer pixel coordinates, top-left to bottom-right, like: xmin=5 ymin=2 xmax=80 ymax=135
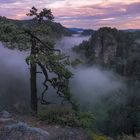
xmin=0 ymin=0 xmax=140 ymax=29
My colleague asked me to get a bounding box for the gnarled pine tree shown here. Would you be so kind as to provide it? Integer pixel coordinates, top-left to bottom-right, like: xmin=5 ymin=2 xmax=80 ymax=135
xmin=0 ymin=7 xmax=78 ymax=114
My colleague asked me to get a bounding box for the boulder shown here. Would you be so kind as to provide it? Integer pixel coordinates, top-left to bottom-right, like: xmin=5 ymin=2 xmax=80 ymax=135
xmin=0 ymin=110 xmax=11 ymax=118
xmin=0 ymin=111 xmax=50 ymax=140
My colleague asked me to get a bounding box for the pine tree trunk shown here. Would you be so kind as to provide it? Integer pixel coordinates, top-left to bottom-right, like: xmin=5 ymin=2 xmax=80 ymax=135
xmin=30 ymin=37 xmax=37 ymax=114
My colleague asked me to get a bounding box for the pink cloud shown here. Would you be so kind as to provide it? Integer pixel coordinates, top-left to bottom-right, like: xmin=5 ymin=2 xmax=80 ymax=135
xmin=0 ymin=0 xmax=139 ymax=29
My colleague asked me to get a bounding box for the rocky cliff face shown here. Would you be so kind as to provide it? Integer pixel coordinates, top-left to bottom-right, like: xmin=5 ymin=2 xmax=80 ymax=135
xmin=73 ymin=27 xmax=120 ymax=65
xmin=73 ymin=27 xmax=140 ymax=78
xmin=92 ymin=28 xmax=117 ymax=65
xmin=73 ymin=27 xmax=140 ymax=86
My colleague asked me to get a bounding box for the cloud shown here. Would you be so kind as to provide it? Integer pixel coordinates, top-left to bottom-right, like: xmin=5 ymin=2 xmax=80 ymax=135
xmin=55 ymin=2 xmax=140 ymax=29
xmin=0 ymin=0 xmax=18 ymax=3
xmin=0 ymin=0 xmax=139 ymax=29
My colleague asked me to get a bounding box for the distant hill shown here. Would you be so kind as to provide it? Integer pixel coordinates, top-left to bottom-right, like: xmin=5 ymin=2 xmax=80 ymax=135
xmin=0 ymin=16 xmax=73 ymax=37
xmin=68 ymin=28 xmax=84 ymax=32
xmin=68 ymin=28 xmax=95 ymax=36
xmin=81 ymin=29 xmax=95 ymax=36
xmin=122 ymin=29 xmax=140 ymax=32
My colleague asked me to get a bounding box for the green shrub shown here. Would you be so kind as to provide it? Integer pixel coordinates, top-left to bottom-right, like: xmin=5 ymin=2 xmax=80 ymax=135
xmin=38 ymin=106 xmax=94 ymax=128
xmin=90 ymin=133 xmax=109 ymax=140
xmin=38 ymin=106 xmax=75 ymax=126
xmin=78 ymin=112 xmax=94 ymax=128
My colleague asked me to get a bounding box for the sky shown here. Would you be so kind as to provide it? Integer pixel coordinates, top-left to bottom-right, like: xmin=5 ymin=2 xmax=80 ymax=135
xmin=0 ymin=0 xmax=140 ymax=29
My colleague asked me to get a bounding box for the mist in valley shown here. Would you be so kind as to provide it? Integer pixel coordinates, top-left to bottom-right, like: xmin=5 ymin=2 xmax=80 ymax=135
xmin=55 ymin=34 xmax=125 ymax=104
xmin=0 ymin=35 xmax=125 ymax=113
xmin=0 ymin=43 xmax=30 ymax=112
xmin=55 ymin=34 xmax=90 ymax=58
xmin=71 ymin=66 xmax=124 ymax=107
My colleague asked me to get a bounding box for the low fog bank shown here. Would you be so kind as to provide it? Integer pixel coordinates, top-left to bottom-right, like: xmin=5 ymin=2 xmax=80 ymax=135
xmin=55 ymin=34 xmax=125 ymax=108
xmin=55 ymin=34 xmax=90 ymax=58
xmin=70 ymin=66 xmax=125 ymax=109
xmin=0 ymin=43 xmax=30 ymax=112
xmin=0 ymin=34 xmax=125 ymax=112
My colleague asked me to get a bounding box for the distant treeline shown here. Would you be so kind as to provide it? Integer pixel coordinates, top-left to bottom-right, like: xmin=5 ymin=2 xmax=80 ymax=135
xmin=73 ymin=27 xmax=140 ymax=79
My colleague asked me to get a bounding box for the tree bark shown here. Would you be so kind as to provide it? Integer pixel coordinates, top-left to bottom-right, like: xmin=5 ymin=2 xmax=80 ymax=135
xmin=30 ymin=36 xmax=37 ymax=114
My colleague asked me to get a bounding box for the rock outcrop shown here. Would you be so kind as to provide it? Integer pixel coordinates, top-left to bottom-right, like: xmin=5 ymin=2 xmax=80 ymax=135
xmin=0 ymin=111 xmax=49 ymax=140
